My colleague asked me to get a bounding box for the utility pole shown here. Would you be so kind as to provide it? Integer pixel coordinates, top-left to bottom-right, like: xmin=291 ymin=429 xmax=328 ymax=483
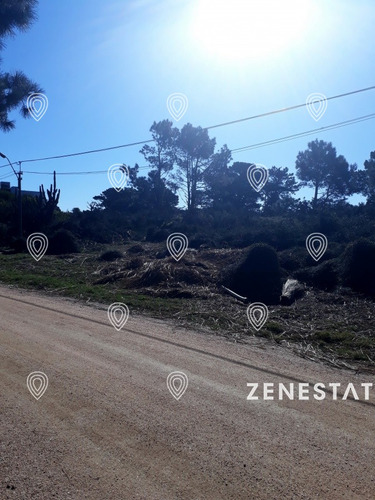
xmin=0 ymin=153 xmax=23 ymax=238
xmin=17 ymin=162 xmax=23 ymax=238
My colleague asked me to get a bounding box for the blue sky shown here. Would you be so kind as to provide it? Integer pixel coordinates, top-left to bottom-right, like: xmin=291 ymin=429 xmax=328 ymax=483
xmin=0 ymin=0 xmax=374 ymax=210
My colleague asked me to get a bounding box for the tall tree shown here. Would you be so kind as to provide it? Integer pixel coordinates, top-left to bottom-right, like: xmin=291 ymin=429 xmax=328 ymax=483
xmin=361 ymin=151 xmax=375 ymax=204
xmin=262 ymin=166 xmax=300 ymax=215
xmin=295 ymin=139 xmax=358 ymax=208
xmin=0 ymin=0 xmax=42 ymax=131
xmin=226 ymin=162 xmax=261 ymax=212
xmin=205 ymin=158 xmax=262 ymax=212
xmin=92 ymin=164 xmax=177 ymax=214
xmin=202 ymin=144 xmax=232 ymax=208
xmin=175 ymin=123 xmax=216 ymax=211
xmin=140 ymin=120 xmax=178 ymax=210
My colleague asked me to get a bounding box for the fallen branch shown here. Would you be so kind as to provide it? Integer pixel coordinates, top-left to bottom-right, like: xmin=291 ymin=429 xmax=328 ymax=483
xmin=221 ymin=285 xmax=248 ymax=303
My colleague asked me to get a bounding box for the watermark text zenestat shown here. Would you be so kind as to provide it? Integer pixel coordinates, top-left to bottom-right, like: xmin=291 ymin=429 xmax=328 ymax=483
xmin=247 ymin=382 xmax=373 ymax=401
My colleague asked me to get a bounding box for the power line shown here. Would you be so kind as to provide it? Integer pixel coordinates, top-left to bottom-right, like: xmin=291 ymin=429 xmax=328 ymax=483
xmin=231 ymin=112 xmax=375 ymax=153
xmin=0 ymin=84 xmax=373 ymax=170
xmin=17 ymin=112 xmax=375 ymax=176
xmin=0 ymin=172 xmax=14 ymax=180
xmin=204 ymin=85 xmax=375 ymax=130
xmin=23 ymin=165 xmax=151 ymax=175
xmin=0 ymin=140 xmax=153 ymax=169
xmin=22 ymin=140 xmax=154 ymax=163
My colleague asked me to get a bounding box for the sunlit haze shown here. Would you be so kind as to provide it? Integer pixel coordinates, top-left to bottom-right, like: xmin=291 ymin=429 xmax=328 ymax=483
xmin=191 ymin=0 xmax=313 ymax=61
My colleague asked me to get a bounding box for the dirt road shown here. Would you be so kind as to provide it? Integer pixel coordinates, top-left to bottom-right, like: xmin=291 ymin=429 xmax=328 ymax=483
xmin=1 ymin=286 xmax=375 ymax=499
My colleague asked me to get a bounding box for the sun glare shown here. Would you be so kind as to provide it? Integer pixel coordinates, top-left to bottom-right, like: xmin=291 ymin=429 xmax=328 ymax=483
xmin=191 ymin=0 xmax=312 ymax=62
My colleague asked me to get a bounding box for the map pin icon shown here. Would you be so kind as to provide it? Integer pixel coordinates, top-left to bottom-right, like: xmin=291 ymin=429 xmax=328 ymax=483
xmin=306 ymin=233 xmax=328 ymax=261
xmin=27 ymin=371 xmax=48 ymax=400
xmin=107 ymin=302 xmax=129 ymax=331
xmin=166 ymin=93 xmax=188 ymax=121
xmin=306 ymin=93 xmax=327 ymax=121
xmin=167 ymin=371 xmax=188 ymax=400
xmin=107 ymin=164 xmax=129 ymax=192
xmin=27 ymin=233 xmax=48 ymax=261
xmin=247 ymin=164 xmax=269 ymax=192
xmin=247 ymin=302 xmax=269 ymax=331
xmin=166 ymin=233 xmax=188 ymax=261
xmin=26 ymin=93 xmax=48 ymax=122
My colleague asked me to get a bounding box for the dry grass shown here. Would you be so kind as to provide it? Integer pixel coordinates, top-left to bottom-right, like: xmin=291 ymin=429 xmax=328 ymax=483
xmin=1 ymin=241 xmax=375 ymax=373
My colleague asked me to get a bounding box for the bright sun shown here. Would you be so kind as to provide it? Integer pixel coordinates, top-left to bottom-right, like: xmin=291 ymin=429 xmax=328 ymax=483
xmin=191 ymin=0 xmax=312 ymax=61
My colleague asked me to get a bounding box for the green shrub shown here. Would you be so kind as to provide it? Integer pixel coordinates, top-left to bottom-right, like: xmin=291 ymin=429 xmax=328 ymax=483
xmin=10 ymin=237 xmax=26 ymax=253
xmin=0 ymin=223 xmax=8 ymax=245
xmin=278 ymin=248 xmax=306 ymax=272
xmin=48 ymin=229 xmax=80 ymax=255
xmin=221 ymin=243 xmax=282 ymax=304
xmin=146 ymin=228 xmax=169 ymax=242
xmin=314 ymin=330 xmax=353 ymax=344
xmin=319 ymin=213 xmax=340 ymax=236
xmin=340 ymin=238 xmax=375 ymax=295
xmin=295 ymin=259 xmax=338 ymax=291
xmin=189 ymin=234 xmax=215 ymax=249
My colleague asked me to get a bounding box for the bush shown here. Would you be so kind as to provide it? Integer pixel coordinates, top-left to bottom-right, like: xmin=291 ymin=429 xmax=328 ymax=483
xmin=189 ymin=234 xmax=216 ymax=249
xmin=340 ymin=238 xmax=375 ymax=295
xmin=0 ymin=223 xmax=8 ymax=245
xmin=295 ymin=259 xmax=338 ymax=291
xmin=146 ymin=227 xmax=169 ymax=242
xmin=319 ymin=213 xmax=340 ymax=236
xmin=99 ymin=250 xmax=124 ymax=261
xmin=221 ymin=243 xmax=282 ymax=304
xmin=48 ymin=229 xmax=80 ymax=255
xmin=278 ymin=248 xmax=306 ymax=272
xmin=10 ymin=237 xmax=26 ymax=253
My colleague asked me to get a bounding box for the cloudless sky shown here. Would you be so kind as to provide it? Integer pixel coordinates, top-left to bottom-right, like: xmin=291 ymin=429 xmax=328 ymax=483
xmin=0 ymin=0 xmax=374 ymax=210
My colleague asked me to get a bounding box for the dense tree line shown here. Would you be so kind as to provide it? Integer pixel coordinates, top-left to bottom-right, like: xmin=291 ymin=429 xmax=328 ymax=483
xmin=88 ymin=121 xmax=372 ymax=218
xmin=65 ymin=126 xmax=375 ymax=251
xmin=0 ymin=118 xmax=375 ymax=250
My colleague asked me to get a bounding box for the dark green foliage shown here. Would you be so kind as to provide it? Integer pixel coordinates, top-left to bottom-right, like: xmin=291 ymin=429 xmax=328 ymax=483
xmin=361 ymin=151 xmax=375 ymax=203
xmin=221 ymin=243 xmax=282 ymax=304
xmin=146 ymin=228 xmax=169 ymax=242
xmin=189 ymin=234 xmax=215 ymax=249
xmin=48 ymin=229 xmax=79 ymax=255
xmin=318 ymin=212 xmax=341 ymax=236
xmin=0 ymin=1 xmax=42 ymax=131
xmin=175 ymin=123 xmax=216 ymax=211
xmin=279 ymin=248 xmax=306 ymax=272
xmin=295 ymin=260 xmax=338 ymax=291
xmin=262 ymin=166 xmax=299 ymax=215
xmin=140 ymin=120 xmax=179 ymax=211
xmin=0 ymin=0 xmax=38 ymax=43
xmin=314 ymin=330 xmax=353 ymax=345
xmin=0 ymin=222 xmax=9 ymax=244
xmin=99 ymin=250 xmax=123 ymax=261
xmin=10 ymin=236 xmax=26 ymax=253
xmin=295 ymin=139 xmax=360 ymax=208
xmin=340 ymin=239 xmax=375 ymax=295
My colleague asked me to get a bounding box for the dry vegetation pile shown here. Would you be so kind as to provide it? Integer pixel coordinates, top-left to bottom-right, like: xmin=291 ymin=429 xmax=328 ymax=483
xmin=1 ymin=241 xmax=374 ymax=373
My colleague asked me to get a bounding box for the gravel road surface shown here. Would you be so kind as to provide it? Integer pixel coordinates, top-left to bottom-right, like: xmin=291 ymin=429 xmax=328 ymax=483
xmin=1 ymin=286 xmax=374 ymax=499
